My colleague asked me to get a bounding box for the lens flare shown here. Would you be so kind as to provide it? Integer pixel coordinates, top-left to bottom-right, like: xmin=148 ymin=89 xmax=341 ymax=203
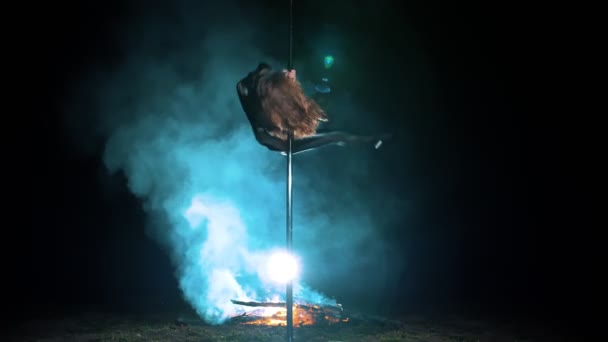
xmin=324 ymin=55 xmax=334 ymax=69
xmin=267 ymin=251 xmax=300 ymax=284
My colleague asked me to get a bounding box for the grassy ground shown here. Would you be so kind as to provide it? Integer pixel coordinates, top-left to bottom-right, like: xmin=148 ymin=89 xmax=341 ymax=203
xmin=7 ymin=311 xmax=567 ymax=342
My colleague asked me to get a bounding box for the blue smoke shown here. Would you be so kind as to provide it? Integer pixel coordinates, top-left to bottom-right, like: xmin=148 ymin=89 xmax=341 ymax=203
xmin=67 ymin=0 xmax=396 ymax=324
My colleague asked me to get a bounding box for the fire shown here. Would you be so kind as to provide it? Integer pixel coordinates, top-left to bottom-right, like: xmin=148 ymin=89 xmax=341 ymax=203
xmin=235 ymin=304 xmax=348 ymax=326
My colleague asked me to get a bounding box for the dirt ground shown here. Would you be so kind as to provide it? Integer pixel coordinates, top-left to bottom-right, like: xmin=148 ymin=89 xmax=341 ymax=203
xmin=6 ymin=311 xmax=570 ymax=342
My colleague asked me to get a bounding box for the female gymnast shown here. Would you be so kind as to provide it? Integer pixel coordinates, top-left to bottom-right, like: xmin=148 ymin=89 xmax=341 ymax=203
xmin=236 ymin=62 xmax=388 ymax=155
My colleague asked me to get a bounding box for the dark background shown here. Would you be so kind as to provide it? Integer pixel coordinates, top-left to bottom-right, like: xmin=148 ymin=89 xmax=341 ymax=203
xmin=6 ymin=0 xmax=594 ymax=337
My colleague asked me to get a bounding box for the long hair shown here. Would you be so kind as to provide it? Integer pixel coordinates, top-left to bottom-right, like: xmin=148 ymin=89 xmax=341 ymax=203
xmin=256 ymin=70 xmax=326 ymax=140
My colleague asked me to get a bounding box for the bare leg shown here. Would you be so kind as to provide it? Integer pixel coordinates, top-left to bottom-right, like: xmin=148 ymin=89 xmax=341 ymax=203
xmin=255 ymin=130 xmax=390 ymax=155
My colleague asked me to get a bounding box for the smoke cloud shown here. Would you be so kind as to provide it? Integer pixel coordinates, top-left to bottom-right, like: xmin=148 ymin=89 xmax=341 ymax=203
xmin=66 ymin=0 xmax=398 ymax=324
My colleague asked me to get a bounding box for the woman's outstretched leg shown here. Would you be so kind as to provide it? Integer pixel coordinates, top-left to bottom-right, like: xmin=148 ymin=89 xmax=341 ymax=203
xmin=289 ymin=131 xmax=389 ymax=155
xmin=254 ymin=129 xmax=390 ymax=155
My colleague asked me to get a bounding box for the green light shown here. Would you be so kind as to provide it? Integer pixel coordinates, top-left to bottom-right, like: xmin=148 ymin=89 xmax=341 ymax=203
xmin=324 ymin=55 xmax=334 ymax=69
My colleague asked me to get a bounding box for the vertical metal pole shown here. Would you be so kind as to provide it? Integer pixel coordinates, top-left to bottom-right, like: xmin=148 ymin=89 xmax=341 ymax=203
xmin=286 ymin=133 xmax=294 ymax=342
xmin=288 ymin=0 xmax=293 ymax=71
xmin=287 ymin=1 xmax=294 ymax=340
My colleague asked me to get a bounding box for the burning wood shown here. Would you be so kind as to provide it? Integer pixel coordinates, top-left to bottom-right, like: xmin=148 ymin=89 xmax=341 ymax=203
xmin=231 ymin=300 xmax=349 ymax=327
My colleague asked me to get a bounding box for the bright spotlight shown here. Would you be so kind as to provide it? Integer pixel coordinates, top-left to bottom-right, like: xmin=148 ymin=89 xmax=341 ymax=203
xmin=267 ymin=251 xmax=300 ymax=284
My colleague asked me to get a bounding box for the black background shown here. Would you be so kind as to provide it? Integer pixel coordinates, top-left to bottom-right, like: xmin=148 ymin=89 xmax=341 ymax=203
xmin=6 ymin=0 xmax=595 ymax=337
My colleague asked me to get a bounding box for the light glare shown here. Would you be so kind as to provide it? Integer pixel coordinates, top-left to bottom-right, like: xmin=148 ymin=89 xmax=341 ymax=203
xmin=267 ymin=251 xmax=300 ymax=284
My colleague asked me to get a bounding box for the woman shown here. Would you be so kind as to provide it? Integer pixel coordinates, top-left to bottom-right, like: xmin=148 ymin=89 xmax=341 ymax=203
xmin=236 ymin=62 xmax=388 ymax=155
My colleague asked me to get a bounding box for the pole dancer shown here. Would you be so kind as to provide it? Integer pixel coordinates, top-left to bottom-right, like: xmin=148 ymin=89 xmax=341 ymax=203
xmin=237 ymin=63 xmax=389 ymax=155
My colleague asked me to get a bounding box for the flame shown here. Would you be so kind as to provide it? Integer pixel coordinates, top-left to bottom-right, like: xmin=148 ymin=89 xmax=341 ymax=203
xmin=236 ymin=304 xmax=348 ymax=326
